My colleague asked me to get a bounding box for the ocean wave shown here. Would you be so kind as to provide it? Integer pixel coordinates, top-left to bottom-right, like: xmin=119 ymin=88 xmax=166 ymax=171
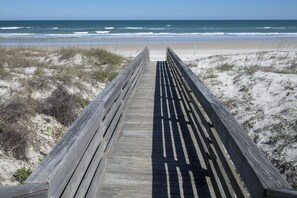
xmin=53 ymin=27 xmax=58 ymax=29
xmin=96 ymin=31 xmax=110 ymax=34
xmin=166 ymin=25 xmax=171 ymax=27
xmin=73 ymin=31 xmax=89 ymax=34
xmin=0 ymin=27 xmax=23 ymax=30
xmin=123 ymin=27 xmax=143 ymax=30
xmin=257 ymin=26 xmax=286 ymax=30
xmin=0 ymin=33 xmax=36 ymax=37
xmin=104 ymin=27 xmax=114 ymax=30
xmin=147 ymin=27 xmax=167 ymax=30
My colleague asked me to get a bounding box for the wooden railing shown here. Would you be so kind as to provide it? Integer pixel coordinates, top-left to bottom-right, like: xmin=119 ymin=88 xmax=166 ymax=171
xmin=0 ymin=47 xmax=149 ymax=198
xmin=167 ymin=47 xmax=296 ymax=198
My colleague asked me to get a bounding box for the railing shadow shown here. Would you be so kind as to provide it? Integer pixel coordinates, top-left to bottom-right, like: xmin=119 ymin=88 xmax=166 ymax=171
xmin=152 ymin=61 xmax=211 ymax=197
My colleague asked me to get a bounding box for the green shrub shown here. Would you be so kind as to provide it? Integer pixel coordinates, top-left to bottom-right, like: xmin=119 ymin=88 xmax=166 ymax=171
xmin=13 ymin=167 xmax=31 ymax=184
xmin=75 ymin=96 xmax=89 ymax=109
xmin=217 ymin=63 xmax=235 ymax=71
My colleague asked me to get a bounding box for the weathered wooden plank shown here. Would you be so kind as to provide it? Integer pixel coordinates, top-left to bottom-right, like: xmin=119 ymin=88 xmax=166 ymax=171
xmin=0 ymin=183 xmax=48 ymax=198
xmin=167 ymin=47 xmax=292 ymax=197
xmin=265 ymin=188 xmax=297 ymax=198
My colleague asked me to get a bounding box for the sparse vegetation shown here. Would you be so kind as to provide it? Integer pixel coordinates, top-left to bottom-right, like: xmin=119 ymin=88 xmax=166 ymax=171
xmin=204 ymin=68 xmax=218 ymax=79
xmin=83 ymin=48 xmax=124 ymax=66
xmin=13 ymin=167 xmax=31 ymax=184
xmin=217 ymin=63 xmax=235 ymax=71
xmin=94 ymin=70 xmax=118 ymax=82
xmin=53 ymin=127 xmax=64 ymax=141
xmin=59 ymin=48 xmax=77 ymax=60
xmin=75 ymin=96 xmax=89 ymax=109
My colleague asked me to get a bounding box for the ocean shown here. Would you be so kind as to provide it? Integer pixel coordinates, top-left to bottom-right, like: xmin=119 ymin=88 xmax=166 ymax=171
xmin=0 ymin=20 xmax=297 ymax=46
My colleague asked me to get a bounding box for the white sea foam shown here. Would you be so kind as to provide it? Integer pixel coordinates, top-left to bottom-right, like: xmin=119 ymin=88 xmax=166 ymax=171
xmin=257 ymin=26 xmax=286 ymax=30
xmin=73 ymin=32 xmax=89 ymax=34
xmin=0 ymin=33 xmax=36 ymax=37
xmin=148 ymin=27 xmax=167 ymax=30
xmin=166 ymin=25 xmax=171 ymax=27
xmin=104 ymin=27 xmax=114 ymax=30
xmin=0 ymin=27 xmax=23 ymax=30
xmin=123 ymin=27 xmax=143 ymax=30
xmin=96 ymin=31 xmax=110 ymax=34
xmin=53 ymin=27 xmax=58 ymax=29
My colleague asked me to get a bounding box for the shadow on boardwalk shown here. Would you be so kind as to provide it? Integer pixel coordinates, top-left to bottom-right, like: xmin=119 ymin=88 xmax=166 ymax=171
xmin=152 ymin=61 xmax=212 ymax=197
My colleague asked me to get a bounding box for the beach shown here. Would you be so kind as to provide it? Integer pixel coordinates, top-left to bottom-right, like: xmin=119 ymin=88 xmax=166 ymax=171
xmin=1 ymin=20 xmax=297 ymax=188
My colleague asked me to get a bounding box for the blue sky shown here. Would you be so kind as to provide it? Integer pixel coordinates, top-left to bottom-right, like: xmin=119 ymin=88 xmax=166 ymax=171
xmin=0 ymin=0 xmax=296 ymax=20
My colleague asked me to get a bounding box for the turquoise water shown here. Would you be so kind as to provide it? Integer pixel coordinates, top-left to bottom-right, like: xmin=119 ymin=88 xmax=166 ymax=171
xmin=1 ymin=20 xmax=297 ymax=45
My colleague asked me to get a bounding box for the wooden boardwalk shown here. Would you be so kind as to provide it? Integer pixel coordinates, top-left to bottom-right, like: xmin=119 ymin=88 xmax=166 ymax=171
xmin=97 ymin=61 xmax=214 ymax=197
xmin=2 ymin=48 xmax=295 ymax=198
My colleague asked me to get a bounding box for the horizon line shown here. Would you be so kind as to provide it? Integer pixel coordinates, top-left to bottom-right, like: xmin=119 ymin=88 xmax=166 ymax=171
xmin=1 ymin=19 xmax=297 ymax=21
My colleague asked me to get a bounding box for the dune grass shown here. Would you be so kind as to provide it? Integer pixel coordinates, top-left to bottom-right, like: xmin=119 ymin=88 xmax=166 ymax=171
xmin=0 ymin=47 xmax=126 ymax=165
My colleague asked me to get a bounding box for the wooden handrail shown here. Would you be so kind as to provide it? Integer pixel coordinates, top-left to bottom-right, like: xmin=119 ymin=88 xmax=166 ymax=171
xmin=0 ymin=47 xmax=149 ymax=198
xmin=167 ymin=47 xmax=294 ymax=198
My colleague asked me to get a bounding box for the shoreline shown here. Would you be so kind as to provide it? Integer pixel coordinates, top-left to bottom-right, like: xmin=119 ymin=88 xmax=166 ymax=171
xmin=1 ymin=38 xmax=297 ymax=61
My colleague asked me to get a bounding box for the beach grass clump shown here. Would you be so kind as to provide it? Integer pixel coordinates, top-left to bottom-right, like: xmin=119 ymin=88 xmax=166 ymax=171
xmin=84 ymin=48 xmax=124 ymax=66
xmin=0 ymin=97 xmax=35 ymax=160
xmin=40 ymin=85 xmax=80 ymax=126
xmin=75 ymin=96 xmax=89 ymax=109
xmin=27 ymin=76 xmax=50 ymax=90
xmin=53 ymin=127 xmax=64 ymax=141
xmin=204 ymin=68 xmax=218 ymax=79
xmin=0 ymin=65 xmax=9 ymax=79
xmin=217 ymin=63 xmax=235 ymax=72
xmin=93 ymin=70 xmax=118 ymax=82
xmin=59 ymin=48 xmax=77 ymax=60
xmin=13 ymin=167 xmax=31 ymax=184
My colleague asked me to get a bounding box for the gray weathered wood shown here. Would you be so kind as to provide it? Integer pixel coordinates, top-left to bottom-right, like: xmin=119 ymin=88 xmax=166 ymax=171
xmin=0 ymin=183 xmax=48 ymax=198
xmin=167 ymin=47 xmax=293 ymax=197
xmin=266 ymin=188 xmax=297 ymax=198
